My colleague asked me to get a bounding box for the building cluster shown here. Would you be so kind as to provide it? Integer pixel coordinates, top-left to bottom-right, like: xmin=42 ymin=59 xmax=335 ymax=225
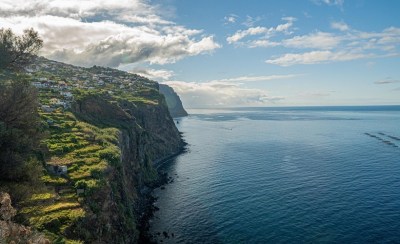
xmin=24 ymin=57 xmax=156 ymax=114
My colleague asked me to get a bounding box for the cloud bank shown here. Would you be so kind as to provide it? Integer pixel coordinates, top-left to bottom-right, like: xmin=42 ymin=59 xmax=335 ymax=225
xmin=164 ymin=80 xmax=284 ymax=108
xmin=226 ymin=12 xmax=400 ymax=66
xmin=162 ymin=74 xmax=298 ymax=108
xmin=0 ymin=0 xmax=221 ymax=67
xmin=264 ymin=26 xmax=400 ymax=66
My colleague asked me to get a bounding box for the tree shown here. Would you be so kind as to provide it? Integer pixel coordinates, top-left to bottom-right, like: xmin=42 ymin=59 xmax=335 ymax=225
xmin=0 ymin=28 xmax=43 ymax=70
xmin=0 ymin=78 xmax=42 ymax=181
xmin=0 ymin=28 xmax=44 ymax=202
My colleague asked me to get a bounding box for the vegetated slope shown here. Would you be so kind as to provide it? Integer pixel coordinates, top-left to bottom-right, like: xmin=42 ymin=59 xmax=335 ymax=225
xmin=6 ymin=57 xmax=184 ymax=243
xmin=159 ymin=84 xmax=188 ymax=117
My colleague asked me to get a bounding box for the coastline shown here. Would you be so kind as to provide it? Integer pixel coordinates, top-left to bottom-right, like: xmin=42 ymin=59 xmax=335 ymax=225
xmin=138 ymin=142 xmax=188 ymax=243
xmin=155 ymin=138 xmax=188 ymax=169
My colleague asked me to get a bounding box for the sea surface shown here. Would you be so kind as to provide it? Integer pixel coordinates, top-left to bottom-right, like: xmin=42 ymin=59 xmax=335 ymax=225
xmin=149 ymin=106 xmax=400 ymax=243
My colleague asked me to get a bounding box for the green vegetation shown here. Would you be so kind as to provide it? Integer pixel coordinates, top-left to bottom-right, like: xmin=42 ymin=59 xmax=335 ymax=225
xmin=14 ymin=60 xmax=163 ymax=241
xmin=0 ymin=28 xmax=43 ymax=69
xmin=1 ymin=28 xmax=181 ymax=244
xmin=17 ymin=109 xmax=121 ymax=242
xmin=0 ymin=28 xmax=44 ymax=189
xmin=0 ymin=75 xmax=45 ymax=202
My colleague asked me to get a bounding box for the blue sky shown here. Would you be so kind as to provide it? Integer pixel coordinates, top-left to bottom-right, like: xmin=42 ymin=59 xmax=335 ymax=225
xmin=1 ymin=0 xmax=399 ymax=107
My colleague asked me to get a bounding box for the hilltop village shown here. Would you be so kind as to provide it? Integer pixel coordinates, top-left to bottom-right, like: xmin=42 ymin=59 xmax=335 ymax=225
xmin=25 ymin=57 xmax=158 ymax=114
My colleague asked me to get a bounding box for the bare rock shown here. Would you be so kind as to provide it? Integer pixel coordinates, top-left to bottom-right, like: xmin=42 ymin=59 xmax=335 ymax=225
xmin=0 ymin=192 xmax=51 ymax=243
xmin=0 ymin=192 xmax=16 ymax=221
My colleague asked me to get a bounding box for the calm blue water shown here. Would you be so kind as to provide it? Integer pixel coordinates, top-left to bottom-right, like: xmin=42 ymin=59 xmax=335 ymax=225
xmin=149 ymin=106 xmax=400 ymax=243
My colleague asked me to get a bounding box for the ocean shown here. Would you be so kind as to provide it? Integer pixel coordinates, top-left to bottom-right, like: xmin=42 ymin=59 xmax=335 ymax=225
xmin=149 ymin=106 xmax=400 ymax=243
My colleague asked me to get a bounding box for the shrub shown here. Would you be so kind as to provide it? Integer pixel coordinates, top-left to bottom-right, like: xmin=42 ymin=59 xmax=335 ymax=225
xmin=97 ymin=147 xmax=120 ymax=166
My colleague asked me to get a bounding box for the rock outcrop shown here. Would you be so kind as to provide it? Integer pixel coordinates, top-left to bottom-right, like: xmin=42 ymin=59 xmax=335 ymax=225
xmin=0 ymin=192 xmax=50 ymax=244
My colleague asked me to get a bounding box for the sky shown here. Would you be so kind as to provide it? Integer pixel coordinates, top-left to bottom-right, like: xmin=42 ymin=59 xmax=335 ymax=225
xmin=1 ymin=0 xmax=400 ymax=108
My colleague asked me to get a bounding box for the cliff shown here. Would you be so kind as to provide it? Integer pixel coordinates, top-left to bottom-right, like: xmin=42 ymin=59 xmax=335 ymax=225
xmin=67 ymin=88 xmax=184 ymax=243
xmin=159 ymin=84 xmax=188 ymax=117
xmin=7 ymin=58 xmax=185 ymax=243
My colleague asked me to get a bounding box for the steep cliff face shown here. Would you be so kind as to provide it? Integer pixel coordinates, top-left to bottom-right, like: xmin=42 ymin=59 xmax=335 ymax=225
xmin=68 ymin=90 xmax=184 ymax=242
xmin=159 ymin=84 xmax=188 ymax=117
xmin=73 ymin=91 xmax=183 ymax=164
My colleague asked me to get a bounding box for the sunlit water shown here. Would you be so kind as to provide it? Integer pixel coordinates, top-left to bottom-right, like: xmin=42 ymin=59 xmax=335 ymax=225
xmin=149 ymin=106 xmax=400 ymax=243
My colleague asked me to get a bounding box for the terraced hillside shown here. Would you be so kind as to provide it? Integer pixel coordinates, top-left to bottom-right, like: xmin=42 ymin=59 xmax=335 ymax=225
xmin=1 ymin=57 xmax=184 ymax=243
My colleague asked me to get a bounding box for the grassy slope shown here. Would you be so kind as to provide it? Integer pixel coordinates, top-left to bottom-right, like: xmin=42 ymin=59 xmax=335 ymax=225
xmin=2 ymin=59 xmax=165 ymax=243
xmin=20 ymin=110 xmax=121 ymax=243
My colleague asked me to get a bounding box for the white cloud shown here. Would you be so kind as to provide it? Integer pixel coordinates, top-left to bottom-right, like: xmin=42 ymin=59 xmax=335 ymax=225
xmin=374 ymin=78 xmax=400 ymax=84
xmin=331 ymin=21 xmax=350 ymax=31
xmin=282 ymin=16 xmax=297 ymax=22
xmin=131 ymin=68 xmax=174 ymax=81
xmin=312 ymin=0 xmax=344 ymax=7
xmin=249 ymin=40 xmax=280 ymax=48
xmin=242 ymin=15 xmax=263 ymax=27
xmin=283 ymin=32 xmax=341 ymax=49
xmin=227 ymin=17 xmax=236 ymax=23
xmin=162 ymin=74 xmax=295 ymax=107
xmin=224 ymin=14 xmax=237 ymax=24
xmin=163 ymin=80 xmax=284 ymax=108
xmin=209 ymin=74 xmax=301 ymax=83
xmin=376 ymin=27 xmax=400 ymax=45
xmin=232 ymin=17 xmax=400 ymax=58
xmin=0 ymin=0 xmax=221 ymax=67
xmin=276 ymin=21 xmax=293 ymax=32
xmin=248 ymin=31 xmax=341 ymax=49
xmin=266 ymin=50 xmax=370 ymax=66
xmin=0 ymin=0 xmax=162 ymax=24
xmin=227 ymin=26 xmax=269 ymax=44
xmin=258 ymin=26 xmax=400 ymax=66
xmin=227 ymin=17 xmax=295 ymax=44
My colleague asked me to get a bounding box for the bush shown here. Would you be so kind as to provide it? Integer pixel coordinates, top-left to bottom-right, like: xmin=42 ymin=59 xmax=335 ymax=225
xmin=97 ymin=147 xmax=120 ymax=166
xmin=43 ymin=217 xmax=62 ymax=232
xmin=90 ymin=168 xmax=103 ymax=179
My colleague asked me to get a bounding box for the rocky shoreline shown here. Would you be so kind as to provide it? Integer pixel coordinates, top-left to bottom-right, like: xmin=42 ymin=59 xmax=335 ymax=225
xmin=138 ymin=143 xmax=187 ymax=243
